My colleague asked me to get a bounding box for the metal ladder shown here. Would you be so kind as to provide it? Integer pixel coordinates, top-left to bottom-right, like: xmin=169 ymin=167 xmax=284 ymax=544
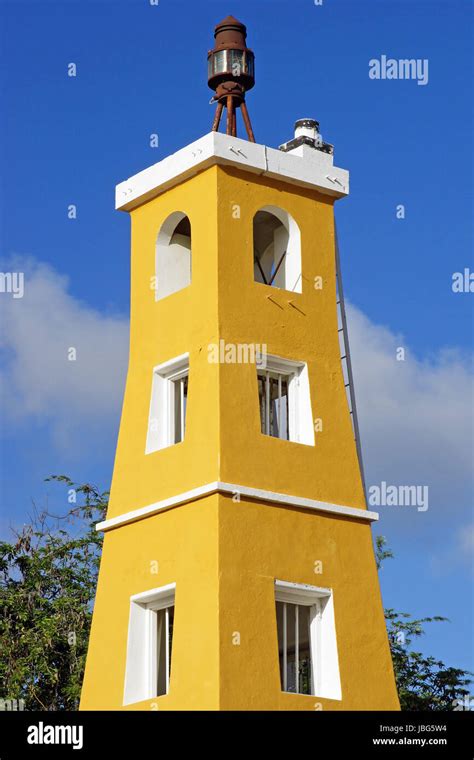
xmin=335 ymin=223 xmax=368 ymax=503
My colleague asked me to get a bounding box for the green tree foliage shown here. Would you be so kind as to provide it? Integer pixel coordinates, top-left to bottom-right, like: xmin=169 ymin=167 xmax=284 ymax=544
xmin=376 ymin=536 xmax=472 ymax=711
xmin=0 ymin=477 xmax=107 ymax=710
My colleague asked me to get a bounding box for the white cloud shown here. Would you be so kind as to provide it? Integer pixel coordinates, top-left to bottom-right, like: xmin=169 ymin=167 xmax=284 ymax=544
xmin=0 ymin=257 xmax=128 ymax=451
xmin=0 ymin=258 xmax=472 ymax=518
xmin=429 ymin=521 xmax=474 ymax=577
xmin=458 ymin=523 xmax=474 ymax=554
xmin=347 ymin=303 xmax=473 ymax=511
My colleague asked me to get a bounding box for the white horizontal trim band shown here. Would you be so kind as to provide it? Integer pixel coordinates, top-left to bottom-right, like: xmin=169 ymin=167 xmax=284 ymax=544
xmin=96 ymin=481 xmax=378 ymax=532
xmin=115 ymin=132 xmax=349 ymax=212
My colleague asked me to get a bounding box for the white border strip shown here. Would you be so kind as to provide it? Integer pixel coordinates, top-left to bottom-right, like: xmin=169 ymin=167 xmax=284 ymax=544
xmin=116 ymin=132 xmax=349 ymax=211
xmin=97 ymin=481 xmax=378 ymax=532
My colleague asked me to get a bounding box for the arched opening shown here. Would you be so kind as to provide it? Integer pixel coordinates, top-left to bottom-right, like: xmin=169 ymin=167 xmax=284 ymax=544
xmin=253 ymin=206 xmax=302 ymax=293
xmin=155 ymin=212 xmax=192 ymax=301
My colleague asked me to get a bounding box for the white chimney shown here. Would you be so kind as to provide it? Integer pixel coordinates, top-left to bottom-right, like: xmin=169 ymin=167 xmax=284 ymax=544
xmin=294 ymin=118 xmax=320 ymax=141
xmin=279 ymin=118 xmax=334 ymax=155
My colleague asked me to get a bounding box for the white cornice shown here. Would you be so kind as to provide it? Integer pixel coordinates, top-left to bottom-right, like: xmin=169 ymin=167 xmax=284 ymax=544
xmin=115 ymin=132 xmax=349 ymax=212
xmin=96 ymin=481 xmax=377 ymax=532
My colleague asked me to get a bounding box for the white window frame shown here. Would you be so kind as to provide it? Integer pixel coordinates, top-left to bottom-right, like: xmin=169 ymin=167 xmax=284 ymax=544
xmin=258 ymin=355 xmax=314 ymax=446
xmin=146 ymin=354 xmax=189 ymax=453
xmin=275 ymin=580 xmax=341 ymax=700
xmin=123 ymin=583 xmax=176 ymax=705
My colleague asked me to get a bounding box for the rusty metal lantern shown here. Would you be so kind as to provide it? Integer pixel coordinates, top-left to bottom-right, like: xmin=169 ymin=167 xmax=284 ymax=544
xmin=208 ymin=16 xmax=256 ymax=142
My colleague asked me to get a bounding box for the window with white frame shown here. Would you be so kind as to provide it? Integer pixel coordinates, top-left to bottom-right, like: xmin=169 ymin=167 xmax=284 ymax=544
xmin=275 ymin=580 xmax=341 ymax=700
xmin=253 ymin=206 xmax=302 ymax=293
xmin=257 ymin=356 xmax=314 ymax=445
xmin=123 ymin=584 xmax=175 ymax=705
xmin=155 ymin=212 xmax=192 ymax=302
xmin=146 ymin=354 xmax=189 ymax=453
xmin=171 ymin=374 xmax=188 ymax=445
xmin=154 ymin=602 xmax=174 ymax=697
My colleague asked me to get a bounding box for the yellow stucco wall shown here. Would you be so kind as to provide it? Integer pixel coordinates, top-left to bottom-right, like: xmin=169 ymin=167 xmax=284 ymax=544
xmin=80 ymin=496 xmax=221 ymax=711
xmin=105 ymin=164 xmax=364 ymax=523
xmin=215 ymin=166 xmax=365 ymax=509
xmin=80 ymin=162 xmax=399 ymax=710
xmin=80 ymin=493 xmax=399 ymax=711
xmin=217 ymin=494 xmax=399 ymax=710
xmin=105 ymin=168 xmax=221 ymax=522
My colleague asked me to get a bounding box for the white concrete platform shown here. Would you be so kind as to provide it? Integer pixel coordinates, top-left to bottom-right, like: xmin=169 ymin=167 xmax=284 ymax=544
xmin=116 ymin=131 xmax=349 ymax=212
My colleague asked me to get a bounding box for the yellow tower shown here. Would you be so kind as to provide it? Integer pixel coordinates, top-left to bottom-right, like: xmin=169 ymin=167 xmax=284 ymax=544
xmin=80 ymin=23 xmax=399 ymax=713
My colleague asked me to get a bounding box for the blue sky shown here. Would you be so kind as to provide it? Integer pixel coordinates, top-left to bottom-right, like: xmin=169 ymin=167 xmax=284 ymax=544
xmin=1 ymin=0 xmax=473 ymax=678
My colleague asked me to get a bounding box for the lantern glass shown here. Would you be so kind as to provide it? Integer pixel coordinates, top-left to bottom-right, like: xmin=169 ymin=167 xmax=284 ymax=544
xmin=212 ymin=50 xmax=227 ymax=75
xmin=228 ymin=49 xmax=244 ymax=75
xmin=246 ymin=52 xmax=255 ymax=78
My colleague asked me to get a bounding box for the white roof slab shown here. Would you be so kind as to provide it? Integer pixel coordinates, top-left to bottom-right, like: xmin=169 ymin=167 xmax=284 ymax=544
xmin=116 ymin=131 xmax=349 ymax=212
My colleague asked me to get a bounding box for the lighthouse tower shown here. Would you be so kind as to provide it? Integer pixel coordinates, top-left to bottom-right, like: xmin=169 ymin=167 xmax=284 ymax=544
xmin=80 ymin=17 xmax=399 ymax=711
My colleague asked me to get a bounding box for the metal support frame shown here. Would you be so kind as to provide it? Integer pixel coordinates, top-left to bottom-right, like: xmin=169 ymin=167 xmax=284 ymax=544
xmin=212 ymin=94 xmax=256 ymax=141
xmin=335 ymin=223 xmax=368 ymax=503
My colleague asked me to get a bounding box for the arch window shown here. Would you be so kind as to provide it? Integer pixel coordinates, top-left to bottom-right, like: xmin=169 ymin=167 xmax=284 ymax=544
xmin=253 ymin=206 xmax=302 ymax=293
xmin=155 ymin=212 xmax=192 ymax=301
